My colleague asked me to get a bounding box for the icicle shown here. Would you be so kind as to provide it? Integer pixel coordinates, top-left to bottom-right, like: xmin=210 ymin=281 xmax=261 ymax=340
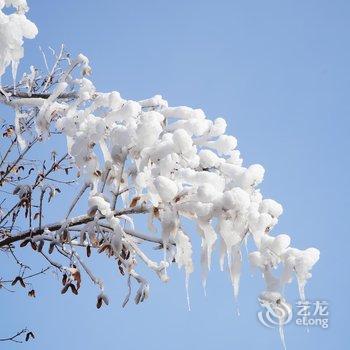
xmin=185 ymin=272 xmax=191 ymax=311
xmin=66 ymin=135 xmax=73 ymax=154
xmin=14 ymin=109 xmax=26 ymax=150
xmin=174 ymin=229 xmax=193 ymax=310
xmin=160 ymin=205 xmax=178 ymax=276
xmin=244 ymin=233 xmax=249 ymax=255
xmin=12 ymin=60 xmax=19 ymax=94
xmin=227 ymin=248 xmax=242 ymax=315
xmin=202 ymin=279 xmax=207 ymax=297
xmin=279 ymin=320 xmax=287 ymax=350
xmin=200 ymin=241 xmax=209 ymax=296
xmin=236 ymin=305 xmax=240 ymax=316
xmin=99 ymin=139 xmax=112 ymax=163
xmin=0 ymin=84 xmax=10 ymax=101
xmin=163 ymin=244 xmax=167 ymax=276
xmin=229 ymin=246 xmax=242 ymax=300
xmin=147 ymin=211 xmax=157 ymax=233
xmin=297 ymin=277 xmax=306 ymax=301
xmin=197 ymin=220 xmax=217 ymax=270
xmin=219 ymin=238 xmax=226 ymax=271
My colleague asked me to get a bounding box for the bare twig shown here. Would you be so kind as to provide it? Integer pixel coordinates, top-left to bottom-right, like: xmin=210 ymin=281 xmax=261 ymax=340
xmin=0 ymin=328 xmax=27 ymax=343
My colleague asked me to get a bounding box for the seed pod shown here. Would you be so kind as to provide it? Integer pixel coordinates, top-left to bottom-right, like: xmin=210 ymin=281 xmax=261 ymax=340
xmin=11 ymin=276 xmax=21 ymax=286
xmin=96 ymin=295 xmax=103 ymax=309
xmin=20 ymin=239 xmax=30 ymax=247
xmin=70 ymin=283 xmax=78 ymax=295
xmin=62 ymin=230 xmax=69 ymax=242
xmin=80 ymin=231 xmax=87 ymax=245
xmin=120 ymin=248 xmax=127 ymax=259
xmin=62 ymin=273 xmax=67 ymax=286
xmin=37 ymin=240 xmax=44 ymax=252
xmin=13 ymin=185 xmax=21 ymax=195
xmin=96 ymin=293 xmax=109 ymax=308
xmin=48 ymin=242 xmax=55 ymax=254
xmin=98 ymin=243 xmax=112 ymax=255
xmin=101 ymin=294 xmax=109 ymax=305
xmin=25 ymin=332 xmax=35 ymax=341
xmin=28 ymin=289 xmax=36 ymax=298
xmin=19 ymin=277 xmax=26 ymax=288
xmin=61 ymin=284 xmax=70 ymax=294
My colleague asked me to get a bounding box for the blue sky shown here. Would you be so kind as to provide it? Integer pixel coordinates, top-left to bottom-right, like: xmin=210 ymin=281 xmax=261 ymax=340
xmin=1 ymin=1 xmax=349 ymax=349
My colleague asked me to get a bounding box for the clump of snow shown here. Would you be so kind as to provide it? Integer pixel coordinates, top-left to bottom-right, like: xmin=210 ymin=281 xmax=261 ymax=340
xmin=0 ymin=0 xmax=37 ymax=79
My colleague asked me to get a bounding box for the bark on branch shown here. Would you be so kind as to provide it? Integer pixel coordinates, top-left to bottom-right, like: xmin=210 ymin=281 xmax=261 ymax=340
xmin=0 ymin=205 xmax=150 ymax=248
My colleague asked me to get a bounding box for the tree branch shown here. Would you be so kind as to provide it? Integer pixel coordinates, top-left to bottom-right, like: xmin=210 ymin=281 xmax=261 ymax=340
xmin=1 ymin=90 xmax=78 ymax=100
xmin=0 ymin=328 xmax=27 ymax=343
xmin=0 ymin=205 xmax=150 ymax=247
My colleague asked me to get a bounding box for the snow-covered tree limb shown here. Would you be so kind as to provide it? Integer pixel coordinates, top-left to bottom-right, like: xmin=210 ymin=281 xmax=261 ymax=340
xmin=0 ymin=1 xmax=319 ymax=344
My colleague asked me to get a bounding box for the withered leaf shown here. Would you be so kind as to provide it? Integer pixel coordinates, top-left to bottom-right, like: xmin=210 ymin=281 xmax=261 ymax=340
xmin=61 ymin=230 xmax=69 ymax=242
xmin=130 ymin=196 xmax=141 ymax=208
xmin=153 ymin=206 xmax=160 ymax=218
xmin=69 ymin=267 xmax=81 ymax=290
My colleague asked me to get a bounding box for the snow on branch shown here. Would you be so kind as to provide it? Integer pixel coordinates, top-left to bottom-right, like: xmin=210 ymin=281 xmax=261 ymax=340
xmin=0 ymin=0 xmax=319 ymax=344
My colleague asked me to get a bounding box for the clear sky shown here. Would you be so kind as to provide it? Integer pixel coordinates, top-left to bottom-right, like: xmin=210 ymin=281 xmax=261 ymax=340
xmin=1 ymin=0 xmax=349 ymax=349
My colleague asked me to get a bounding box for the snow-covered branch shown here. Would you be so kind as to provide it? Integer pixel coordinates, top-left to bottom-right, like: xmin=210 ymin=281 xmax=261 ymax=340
xmin=0 ymin=0 xmax=319 ymax=344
